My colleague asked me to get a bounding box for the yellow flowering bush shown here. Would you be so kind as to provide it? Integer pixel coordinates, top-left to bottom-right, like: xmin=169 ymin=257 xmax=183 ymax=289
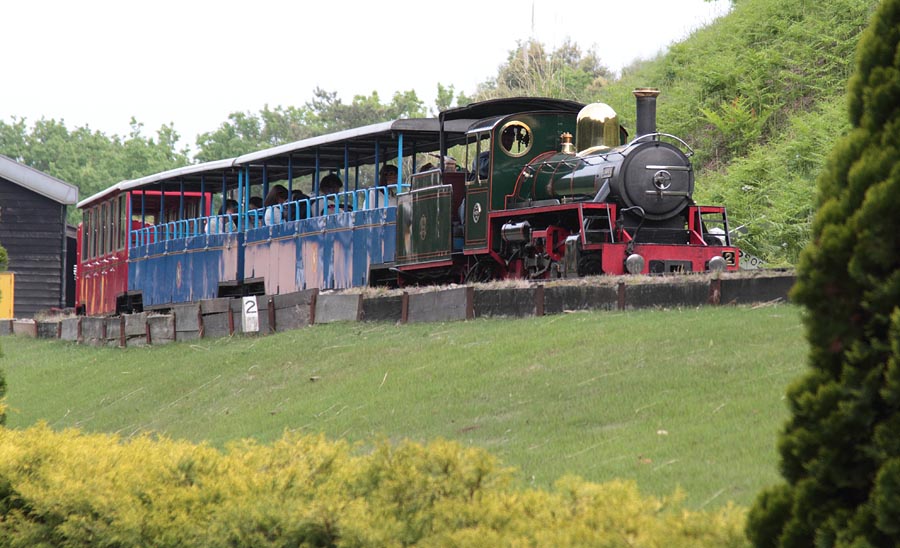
xmin=0 ymin=424 xmax=747 ymax=547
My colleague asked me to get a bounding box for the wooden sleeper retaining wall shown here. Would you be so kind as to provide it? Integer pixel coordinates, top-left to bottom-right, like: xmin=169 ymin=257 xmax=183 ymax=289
xmin=1 ymin=273 xmax=796 ymax=347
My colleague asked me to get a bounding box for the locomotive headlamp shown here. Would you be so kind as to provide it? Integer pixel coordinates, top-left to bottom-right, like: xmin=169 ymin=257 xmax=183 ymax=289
xmin=707 ymin=255 xmax=727 ymax=272
xmin=625 ymin=253 xmax=645 ymax=274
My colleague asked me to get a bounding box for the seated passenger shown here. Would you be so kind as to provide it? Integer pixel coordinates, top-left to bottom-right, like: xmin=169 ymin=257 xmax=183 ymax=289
xmin=263 ymin=185 xmax=288 ymax=226
xmin=206 ymin=199 xmax=238 ymax=234
xmin=320 ymin=173 xmax=348 ymax=213
xmin=367 ymin=164 xmax=398 ymax=208
xmin=286 ymin=189 xmax=310 ymax=221
xmin=246 ymin=196 xmax=264 ymax=227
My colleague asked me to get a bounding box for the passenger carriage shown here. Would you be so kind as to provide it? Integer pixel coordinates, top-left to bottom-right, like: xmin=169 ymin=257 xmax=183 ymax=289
xmin=76 ymin=118 xmax=470 ymax=313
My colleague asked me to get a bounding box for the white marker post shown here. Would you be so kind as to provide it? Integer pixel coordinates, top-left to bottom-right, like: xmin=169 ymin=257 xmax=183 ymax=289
xmin=242 ymin=296 xmax=260 ymax=333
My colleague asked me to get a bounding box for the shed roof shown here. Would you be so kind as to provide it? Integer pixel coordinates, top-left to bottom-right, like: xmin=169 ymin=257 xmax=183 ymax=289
xmin=0 ymin=154 xmax=79 ymax=205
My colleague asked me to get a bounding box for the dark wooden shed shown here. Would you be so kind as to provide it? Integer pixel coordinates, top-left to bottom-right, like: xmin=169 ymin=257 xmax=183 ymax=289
xmin=0 ymin=155 xmax=78 ymax=318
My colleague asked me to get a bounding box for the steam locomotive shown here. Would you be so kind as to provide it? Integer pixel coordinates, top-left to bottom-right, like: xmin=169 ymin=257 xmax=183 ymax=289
xmin=403 ymin=88 xmax=738 ymax=282
xmin=75 ymin=89 xmax=738 ymax=315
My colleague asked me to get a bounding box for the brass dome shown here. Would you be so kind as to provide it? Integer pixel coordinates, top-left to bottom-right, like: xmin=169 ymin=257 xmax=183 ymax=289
xmin=575 ymin=103 xmax=620 ymax=154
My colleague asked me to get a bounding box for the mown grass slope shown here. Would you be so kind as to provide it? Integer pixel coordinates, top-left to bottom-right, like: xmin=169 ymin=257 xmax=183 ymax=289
xmin=3 ymin=305 xmax=805 ymax=508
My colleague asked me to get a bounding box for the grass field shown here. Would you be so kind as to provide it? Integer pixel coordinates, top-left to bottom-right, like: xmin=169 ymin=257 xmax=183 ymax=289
xmin=2 ymin=304 xmax=806 ymax=509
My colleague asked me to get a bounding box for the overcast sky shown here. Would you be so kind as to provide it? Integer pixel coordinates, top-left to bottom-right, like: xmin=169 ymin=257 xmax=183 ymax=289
xmin=2 ymin=0 xmax=730 ymax=149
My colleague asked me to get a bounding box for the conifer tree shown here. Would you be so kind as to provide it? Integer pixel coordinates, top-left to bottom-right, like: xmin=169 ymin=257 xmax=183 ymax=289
xmin=747 ymin=0 xmax=900 ymax=545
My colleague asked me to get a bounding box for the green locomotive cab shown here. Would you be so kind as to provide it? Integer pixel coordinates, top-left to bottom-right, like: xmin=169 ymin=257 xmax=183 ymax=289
xmin=461 ymin=110 xmax=581 ymax=253
xmin=395 ymin=99 xmax=585 ymax=282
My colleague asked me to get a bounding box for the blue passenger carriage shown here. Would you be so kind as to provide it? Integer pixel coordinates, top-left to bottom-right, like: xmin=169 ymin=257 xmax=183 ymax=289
xmin=113 ymin=117 xmax=468 ymax=311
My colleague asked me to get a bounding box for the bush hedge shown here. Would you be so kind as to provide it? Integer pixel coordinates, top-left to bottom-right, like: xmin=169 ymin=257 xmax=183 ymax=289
xmin=0 ymin=425 xmax=747 ymax=547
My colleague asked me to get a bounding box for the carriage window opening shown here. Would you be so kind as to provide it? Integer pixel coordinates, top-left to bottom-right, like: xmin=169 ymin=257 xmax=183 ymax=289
xmin=86 ymin=208 xmax=92 ymax=259
xmin=109 ymin=199 xmax=118 ymax=254
xmin=106 ymin=202 xmax=113 ymax=254
xmin=118 ymin=195 xmax=127 ymax=250
xmin=90 ymin=207 xmax=98 ymax=260
xmin=82 ymin=210 xmax=90 ymax=260
xmin=100 ymin=203 xmax=108 ymax=256
xmin=82 ymin=210 xmax=89 ymax=260
xmin=93 ymin=207 xmax=99 ymax=259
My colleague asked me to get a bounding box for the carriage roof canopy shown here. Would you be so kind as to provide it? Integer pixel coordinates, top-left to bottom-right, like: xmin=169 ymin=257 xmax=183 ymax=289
xmin=234 ymin=118 xmax=471 ymax=182
xmin=76 ymin=158 xmax=238 ymax=209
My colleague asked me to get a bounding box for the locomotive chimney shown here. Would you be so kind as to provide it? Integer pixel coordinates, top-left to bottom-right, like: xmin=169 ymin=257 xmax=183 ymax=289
xmin=633 ymin=88 xmax=660 ymax=138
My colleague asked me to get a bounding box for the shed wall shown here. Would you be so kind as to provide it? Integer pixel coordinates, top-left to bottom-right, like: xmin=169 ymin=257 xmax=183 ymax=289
xmin=0 ymin=179 xmax=67 ymax=317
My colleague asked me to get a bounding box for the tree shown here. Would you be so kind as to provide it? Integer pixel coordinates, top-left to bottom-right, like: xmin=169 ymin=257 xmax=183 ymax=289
xmin=195 ymin=111 xmax=268 ymax=163
xmin=472 ymin=39 xmax=612 ymax=102
xmin=195 ymin=88 xmax=429 ymax=162
xmin=0 ymin=117 xmax=191 ymax=224
xmin=746 ymin=0 xmax=900 ymax=545
xmin=302 ymin=87 xmax=427 ymax=133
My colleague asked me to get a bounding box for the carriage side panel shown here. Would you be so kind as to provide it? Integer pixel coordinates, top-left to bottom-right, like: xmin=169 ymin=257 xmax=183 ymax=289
xmin=129 ymin=233 xmax=240 ymax=308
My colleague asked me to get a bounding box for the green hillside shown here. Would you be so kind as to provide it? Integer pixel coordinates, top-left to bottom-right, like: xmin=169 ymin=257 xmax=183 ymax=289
xmin=3 ymin=305 xmax=806 ymax=508
xmin=600 ymin=0 xmax=877 ymax=265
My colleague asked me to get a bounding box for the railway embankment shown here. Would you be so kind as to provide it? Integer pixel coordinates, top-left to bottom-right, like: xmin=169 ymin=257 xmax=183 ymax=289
xmin=0 ymin=270 xmax=795 ymax=347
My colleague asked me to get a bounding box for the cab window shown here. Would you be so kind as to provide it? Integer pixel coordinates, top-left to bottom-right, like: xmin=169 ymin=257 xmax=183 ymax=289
xmin=465 ymin=133 xmax=491 ymax=185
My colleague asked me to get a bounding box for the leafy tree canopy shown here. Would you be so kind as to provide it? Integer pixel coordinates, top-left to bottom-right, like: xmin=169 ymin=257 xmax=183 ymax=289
xmin=0 ymin=118 xmax=190 ymax=223
xmin=194 ymin=87 xmax=432 ymax=162
xmin=472 ymin=38 xmax=612 ymax=102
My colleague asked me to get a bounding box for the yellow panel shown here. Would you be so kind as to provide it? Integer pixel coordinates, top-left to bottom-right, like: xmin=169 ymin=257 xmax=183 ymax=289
xmin=0 ymin=272 xmax=14 ymax=319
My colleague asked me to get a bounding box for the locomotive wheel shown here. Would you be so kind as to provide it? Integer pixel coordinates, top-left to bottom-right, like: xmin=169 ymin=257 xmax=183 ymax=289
xmin=465 ymin=261 xmax=499 ymax=284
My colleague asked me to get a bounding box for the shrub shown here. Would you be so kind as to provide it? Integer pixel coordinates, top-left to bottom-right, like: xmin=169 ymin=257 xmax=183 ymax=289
xmin=0 ymin=425 xmax=748 ymax=547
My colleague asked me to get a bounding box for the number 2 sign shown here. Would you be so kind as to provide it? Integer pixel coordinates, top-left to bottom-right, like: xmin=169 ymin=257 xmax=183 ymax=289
xmin=242 ymin=296 xmax=260 ymax=332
